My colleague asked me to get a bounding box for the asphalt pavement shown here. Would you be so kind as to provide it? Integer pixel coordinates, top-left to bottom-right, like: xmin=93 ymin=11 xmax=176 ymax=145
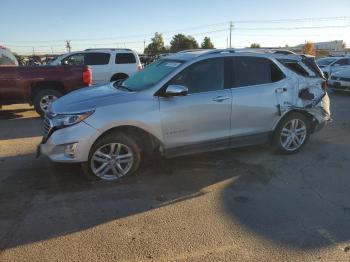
xmin=0 ymin=92 xmax=349 ymax=262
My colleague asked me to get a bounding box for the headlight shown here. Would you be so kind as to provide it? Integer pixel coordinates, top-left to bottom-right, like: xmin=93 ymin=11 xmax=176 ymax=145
xmin=52 ymin=110 xmax=94 ymax=128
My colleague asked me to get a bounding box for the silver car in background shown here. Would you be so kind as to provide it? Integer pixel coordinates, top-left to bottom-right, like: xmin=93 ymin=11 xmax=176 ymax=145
xmin=38 ymin=49 xmax=331 ymax=181
xmin=327 ymin=69 xmax=350 ymax=92
xmin=316 ymin=56 xmax=350 ymax=79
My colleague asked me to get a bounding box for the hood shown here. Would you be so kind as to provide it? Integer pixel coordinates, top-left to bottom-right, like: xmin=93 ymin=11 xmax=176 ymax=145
xmin=331 ymin=69 xmax=350 ymax=78
xmin=52 ymin=83 xmax=137 ymax=114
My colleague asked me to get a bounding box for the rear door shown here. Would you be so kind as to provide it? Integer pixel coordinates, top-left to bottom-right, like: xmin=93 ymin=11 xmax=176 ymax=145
xmin=159 ymin=58 xmax=232 ymax=155
xmin=228 ymin=56 xmax=287 ymax=140
xmin=84 ymin=52 xmax=111 ymax=85
xmin=115 ymin=52 xmax=138 ymax=76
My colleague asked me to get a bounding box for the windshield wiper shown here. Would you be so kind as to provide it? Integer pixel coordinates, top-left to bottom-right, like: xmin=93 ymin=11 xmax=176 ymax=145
xmin=113 ymin=81 xmax=132 ymax=92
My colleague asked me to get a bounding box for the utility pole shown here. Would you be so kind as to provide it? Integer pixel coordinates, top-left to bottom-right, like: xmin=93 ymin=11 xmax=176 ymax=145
xmin=143 ymin=39 xmax=146 ymax=51
xmin=229 ymin=21 xmax=233 ymax=48
xmin=32 ymin=47 xmax=35 ymax=56
xmin=65 ymin=40 xmax=71 ymax=52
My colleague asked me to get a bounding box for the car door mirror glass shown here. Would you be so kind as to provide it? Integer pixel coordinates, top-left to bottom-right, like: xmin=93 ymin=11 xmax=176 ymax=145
xmin=165 ymin=85 xmax=188 ymax=96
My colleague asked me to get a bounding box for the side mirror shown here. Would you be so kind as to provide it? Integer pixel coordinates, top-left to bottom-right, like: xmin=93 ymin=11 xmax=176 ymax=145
xmin=165 ymin=85 xmax=188 ymax=97
xmin=61 ymin=60 xmax=68 ymax=66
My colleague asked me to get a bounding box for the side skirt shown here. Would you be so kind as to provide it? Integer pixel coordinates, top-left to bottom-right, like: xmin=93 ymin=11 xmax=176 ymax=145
xmin=163 ymin=132 xmax=272 ymax=159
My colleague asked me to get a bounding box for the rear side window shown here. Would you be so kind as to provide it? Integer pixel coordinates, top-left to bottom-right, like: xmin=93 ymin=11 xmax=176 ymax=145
xmin=85 ymin=53 xmax=110 ymax=65
xmin=231 ymin=57 xmax=284 ymax=87
xmin=115 ymin=53 xmax=136 ymax=64
xmin=283 ymin=62 xmax=309 ymax=77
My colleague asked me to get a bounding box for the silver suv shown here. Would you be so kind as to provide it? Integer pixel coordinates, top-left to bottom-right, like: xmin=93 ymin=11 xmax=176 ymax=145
xmin=38 ymin=49 xmax=331 ymax=181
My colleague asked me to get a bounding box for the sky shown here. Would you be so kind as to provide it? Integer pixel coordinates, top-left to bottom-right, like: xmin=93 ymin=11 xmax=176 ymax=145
xmin=1 ymin=0 xmax=350 ymax=54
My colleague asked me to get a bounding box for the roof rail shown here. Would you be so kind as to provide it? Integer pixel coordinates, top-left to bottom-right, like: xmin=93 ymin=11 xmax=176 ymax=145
xmin=199 ymin=48 xmax=295 ymax=56
xmin=176 ymin=48 xmax=296 ymax=58
xmin=178 ymin=49 xmax=211 ymax=53
xmin=84 ymin=48 xmax=132 ymax=51
xmin=203 ymin=48 xmax=236 ymax=55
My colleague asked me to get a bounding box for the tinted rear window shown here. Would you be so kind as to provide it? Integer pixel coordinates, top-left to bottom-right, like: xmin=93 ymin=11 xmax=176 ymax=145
xmin=85 ymin=53 xmax=110 ymax=65
xmin=232 ymin=57 xmax=284 ymax=87
xmin=115 ymin=53 xmax=136 ymax=64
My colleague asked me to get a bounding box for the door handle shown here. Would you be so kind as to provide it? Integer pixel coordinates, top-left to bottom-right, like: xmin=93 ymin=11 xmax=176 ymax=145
xmin=275 ymin=87 xmax=288 ymax=93
xmin=212 ymin=96 xmax=230 ymax=102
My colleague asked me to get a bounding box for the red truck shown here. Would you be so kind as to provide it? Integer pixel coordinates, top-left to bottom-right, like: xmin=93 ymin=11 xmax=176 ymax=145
xmin=0 ymin=46 xmax=92 ymax=116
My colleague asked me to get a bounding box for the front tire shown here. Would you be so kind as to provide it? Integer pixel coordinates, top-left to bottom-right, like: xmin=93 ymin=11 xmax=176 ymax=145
xmin=33 ymin=89 xmax=62 ymax=117
xmin=273 ymin=112 xmax=311 ymax=154
xmin=82 ymin=132 xmax=141 ymax=181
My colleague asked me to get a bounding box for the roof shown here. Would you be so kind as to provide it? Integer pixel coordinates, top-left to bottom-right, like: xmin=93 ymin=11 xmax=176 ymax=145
xmin=166 ymin=48 xmax=298 ymax=61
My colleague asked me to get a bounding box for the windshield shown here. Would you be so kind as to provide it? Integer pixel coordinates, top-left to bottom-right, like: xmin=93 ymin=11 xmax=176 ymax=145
xmin=122 ymin=59 xmax=184 ymax=91
xmin=316 ymin=57 xmax=337 ymax=66
xmin=48 ymin=55 xmax=63 ymax=65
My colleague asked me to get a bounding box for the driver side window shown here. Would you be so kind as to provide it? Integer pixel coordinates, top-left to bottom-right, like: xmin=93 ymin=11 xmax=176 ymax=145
xmin=170 ymin=58 xmax=224 ymax=94
xmin=61 ymin=53 xmax=85 ymax=66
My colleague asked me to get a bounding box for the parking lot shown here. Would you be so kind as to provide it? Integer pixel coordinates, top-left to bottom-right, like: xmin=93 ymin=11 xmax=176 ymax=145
xmin=0 ymin=92 xmax=349 ymax=261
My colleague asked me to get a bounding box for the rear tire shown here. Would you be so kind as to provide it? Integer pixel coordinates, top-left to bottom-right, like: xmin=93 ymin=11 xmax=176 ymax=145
xmin=33 ymin=89 xmax=62 ymax=117
xmin=82 ymin=132 xmax=141 ymax=181
xmin=273 ymin=112 xmax=311 ymax=154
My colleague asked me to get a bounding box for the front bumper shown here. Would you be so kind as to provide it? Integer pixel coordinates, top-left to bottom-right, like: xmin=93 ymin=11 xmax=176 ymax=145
xmin=38 ymin=121 xmax=101 ymax=163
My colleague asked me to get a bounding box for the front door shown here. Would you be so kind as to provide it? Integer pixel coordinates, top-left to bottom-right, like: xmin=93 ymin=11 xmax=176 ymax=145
xmin=159 ymin=58 xmax=232 ymax=156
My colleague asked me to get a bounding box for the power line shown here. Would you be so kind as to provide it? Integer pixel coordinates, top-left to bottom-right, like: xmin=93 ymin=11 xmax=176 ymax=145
xmin=235 ymin=24 xmax=350 ymax=31
xmin=3 ymin=16 xmax=350 ymax=43
xmin=7 ymin=23 xmax=349 ymax=50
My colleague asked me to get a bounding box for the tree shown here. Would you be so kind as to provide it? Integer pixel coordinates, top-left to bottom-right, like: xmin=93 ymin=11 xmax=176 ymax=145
xmin=302 ymin=41 xmax=316 ymax=56
xmin=201 ymin=37 xmax=214 ymax=49
xmin=14 ymin=54 xmax=25 ymax=66
xmin=342 ymin=41 xmax=346 ymax=50
xmin=250 ymin=43 xmax=261 ymax=48
xmin=170 ymin=34 xmax=199 ymax=52
xmin=144 ymin=32 xmax=166 ymax=55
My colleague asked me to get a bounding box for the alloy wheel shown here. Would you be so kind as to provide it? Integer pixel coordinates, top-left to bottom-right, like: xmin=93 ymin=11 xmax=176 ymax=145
xmin=90 ymin=143 xmax=134 ymax=180
xmin=280 ymin=118 xmax=307 ymax=152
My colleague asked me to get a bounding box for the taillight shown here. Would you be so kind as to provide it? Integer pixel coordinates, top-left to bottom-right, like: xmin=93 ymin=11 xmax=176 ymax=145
xmin=83 ymin=66 xmax=92 ymax=86
xmin=138 ymin=64 xmax=144 ymax=71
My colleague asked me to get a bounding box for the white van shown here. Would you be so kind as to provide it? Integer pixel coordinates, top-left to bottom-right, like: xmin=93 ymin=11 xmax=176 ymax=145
xmin=50 ymin=48 xmax=142 ymax=85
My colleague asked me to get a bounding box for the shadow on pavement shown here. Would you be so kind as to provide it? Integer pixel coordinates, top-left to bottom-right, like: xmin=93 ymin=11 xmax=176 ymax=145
xmin=0 ymin=116 xmax=42 ymax=140
xmin=0 ymin=149 xmax=254 ymax=250
xmin=0 ymin=108 xmax=36 ymax=120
